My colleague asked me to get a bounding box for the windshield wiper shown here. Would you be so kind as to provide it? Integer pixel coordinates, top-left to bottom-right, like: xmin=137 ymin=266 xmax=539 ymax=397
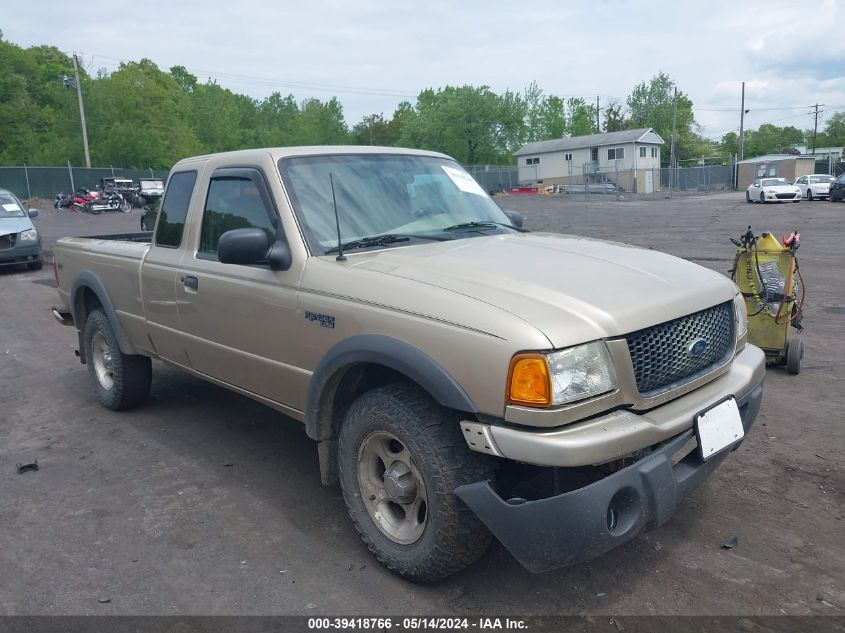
xmin=325 ymin=233 xmax=449 ymax=255
xmin=441 ymin=220 xmax=529 ymax=233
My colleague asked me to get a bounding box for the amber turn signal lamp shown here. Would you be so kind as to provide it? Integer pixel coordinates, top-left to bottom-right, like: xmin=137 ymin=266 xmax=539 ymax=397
xmin=507 ymin=354 xmax=552 ymax=407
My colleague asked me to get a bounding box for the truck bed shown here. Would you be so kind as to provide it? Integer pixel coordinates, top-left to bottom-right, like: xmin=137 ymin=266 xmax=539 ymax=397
xmin=81 ymin=231 xmax=152 ymax=243
xmin=53 ymin=233 xmax=154 ymax=339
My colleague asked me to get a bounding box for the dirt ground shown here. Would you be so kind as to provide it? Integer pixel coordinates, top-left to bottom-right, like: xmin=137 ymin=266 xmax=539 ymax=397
xmin=0 ymin=194 xmax=842 ymax=616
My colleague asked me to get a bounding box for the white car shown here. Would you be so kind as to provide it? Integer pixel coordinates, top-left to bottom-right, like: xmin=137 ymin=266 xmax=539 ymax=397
xmin=794 ymin=174 xmax=834 ymax=200
xmin=746 ymin=177 xmax=801 ymax=204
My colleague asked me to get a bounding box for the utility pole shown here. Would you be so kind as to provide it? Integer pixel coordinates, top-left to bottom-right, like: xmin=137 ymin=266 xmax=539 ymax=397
xmin=811 ymin=103 xmax=823 ymax=155
xmin=739 ymin=81 xmax=746 ymax=161
xmin=669 ymin=87 xmax=678 ymax=191
xmin=71 ymin=53 xmax=91 ymax=168
xmin=596 ymin=95 xmax=600 ymax=133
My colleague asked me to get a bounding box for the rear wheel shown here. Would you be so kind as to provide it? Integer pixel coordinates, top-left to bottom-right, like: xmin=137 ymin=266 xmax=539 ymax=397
xmin=806 ymin=189 xmax=813 ymax=201
xmin=83 ymin=309 xmax=151 ymax=410
xmin=337 ymin=383 xmax=494 ymax=582
xmin=27 ymin=258 xmax=43 ymax=270
xmin=786 ymin=337 xmax=803 ymax=375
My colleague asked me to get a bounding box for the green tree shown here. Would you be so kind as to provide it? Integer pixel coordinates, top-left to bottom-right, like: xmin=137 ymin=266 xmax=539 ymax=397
xmin=817 ymin=111 xmax=845 ymax=147
xmin=85 ymin=59 xmax=200 ymax=168
xmin=567 ymin=98 xmax=596 ymax=136
xmin=626 ymin=72 xmax=697 ymax=162
xmin=603 ymin=100 xmax=627 ymax=132
xmin=743 ymin=124 xmax=805 ymax=158
xmin=399 ymin=85 xmax=509 ymax=164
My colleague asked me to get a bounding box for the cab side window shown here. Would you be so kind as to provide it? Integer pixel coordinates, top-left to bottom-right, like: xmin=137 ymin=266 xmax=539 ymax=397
xmin=155 ymin=171 xmax=198 ymax=248
xmin=198 ymin=176 xmax=276 ymax=259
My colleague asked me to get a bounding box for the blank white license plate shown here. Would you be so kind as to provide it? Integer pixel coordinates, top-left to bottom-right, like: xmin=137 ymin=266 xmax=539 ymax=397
xmin=696 ymin=398 xmax=744 ymax=460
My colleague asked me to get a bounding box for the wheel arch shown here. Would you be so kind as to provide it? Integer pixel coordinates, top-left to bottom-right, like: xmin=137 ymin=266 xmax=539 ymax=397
xmin=306 ymin=335 xmax=479 ymax=485
xmin=70 ymin=271 xmax=138 ymax=362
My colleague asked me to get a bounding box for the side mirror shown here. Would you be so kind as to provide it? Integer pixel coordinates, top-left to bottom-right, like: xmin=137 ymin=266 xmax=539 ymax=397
xmin=267 ymin=240 xmax=293 ymax=271
xmin=218 ymin=228 xmax=270 ymax=266
xmin=28 ymin=208 xmax=39 ymax=218
xmin=503 ymin=210 xmax=524 ymax=228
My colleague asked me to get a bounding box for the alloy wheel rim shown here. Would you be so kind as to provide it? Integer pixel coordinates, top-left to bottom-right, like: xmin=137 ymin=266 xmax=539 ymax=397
xmin=357 ymin=431 xmax=428 ymax=544
xmin=91 ymin=331 xmax=115 ymax=390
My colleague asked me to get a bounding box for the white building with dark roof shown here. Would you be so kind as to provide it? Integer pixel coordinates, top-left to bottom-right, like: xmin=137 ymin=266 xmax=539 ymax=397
xmin=514 ymin=128 xmax=665 ymax=193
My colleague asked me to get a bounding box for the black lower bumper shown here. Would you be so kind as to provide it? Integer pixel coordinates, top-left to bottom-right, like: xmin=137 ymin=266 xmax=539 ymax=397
xmin=456 ymin=382 xmax=764 ymax=573
xmin=0 ymin=244 xmax=41 ymax=266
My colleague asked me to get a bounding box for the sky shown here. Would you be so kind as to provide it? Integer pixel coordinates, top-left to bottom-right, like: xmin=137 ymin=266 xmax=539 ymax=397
xmin=4 ymin=0 xmax=845 ymax=142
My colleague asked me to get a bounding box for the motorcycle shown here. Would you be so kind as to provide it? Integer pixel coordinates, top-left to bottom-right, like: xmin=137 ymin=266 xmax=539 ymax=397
xmin=89 ymin=189 xmax=131 ymax=214
xmin=72 ymin=189 xmax=98 ymax=213
xmin=54 ymin=193 xmax=75 ymax=210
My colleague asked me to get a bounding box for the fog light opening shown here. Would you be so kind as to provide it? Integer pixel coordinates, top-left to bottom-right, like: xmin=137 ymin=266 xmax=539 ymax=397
xmin=606 ymin=506 xmax=618 ymax=532
xmin=606 ymin=486 xmax=641 ymax=535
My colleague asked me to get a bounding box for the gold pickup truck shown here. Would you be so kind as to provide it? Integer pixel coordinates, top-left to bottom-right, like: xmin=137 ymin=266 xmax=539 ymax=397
xmin=52 ymin=146 xmax=765 ymax=582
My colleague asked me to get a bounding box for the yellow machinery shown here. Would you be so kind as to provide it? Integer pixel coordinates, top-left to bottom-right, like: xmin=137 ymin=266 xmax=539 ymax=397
xmin=731 ymin=226 xmax=805 ymax=374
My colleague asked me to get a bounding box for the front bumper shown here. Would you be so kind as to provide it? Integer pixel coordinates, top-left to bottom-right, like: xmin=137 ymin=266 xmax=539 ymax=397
xmin=475 ymin=344 xmax=765 ymax=467
xmin=456 ymin=380 xmax=763 ymax=573
xmin=0 ymin=242 xmax=41 ymax=266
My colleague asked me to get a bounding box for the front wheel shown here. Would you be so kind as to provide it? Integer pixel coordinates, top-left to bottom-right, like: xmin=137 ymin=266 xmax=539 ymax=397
xmin=745 ymin=191 xmax=752 ymax=203
xmin=83 ymin=309 xmax=151 ymax=410
xmin=760 ymin=192 xmax=766 ymax=203
xmin=806 ymin=189 xmax=813 ymax=201
xmin=119 ymin=198 xmax=131 ymax=213
xmin=337 ymin=383 xmax=494 ymax=582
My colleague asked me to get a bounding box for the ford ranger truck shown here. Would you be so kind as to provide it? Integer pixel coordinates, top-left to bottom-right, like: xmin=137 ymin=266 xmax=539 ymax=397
xmin=52 ymin=147 xmax=765 ymax=582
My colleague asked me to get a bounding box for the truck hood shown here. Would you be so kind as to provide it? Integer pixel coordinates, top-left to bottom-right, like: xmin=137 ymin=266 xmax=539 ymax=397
xmin=347 ymin=233 xmax=737 ymax=347
xmin=0 ymin=217 xmax=34 ymax=237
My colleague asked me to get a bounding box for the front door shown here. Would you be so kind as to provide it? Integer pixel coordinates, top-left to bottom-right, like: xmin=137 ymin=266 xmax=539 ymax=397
xmin=175 ymin=167 xmax=306 ymax=412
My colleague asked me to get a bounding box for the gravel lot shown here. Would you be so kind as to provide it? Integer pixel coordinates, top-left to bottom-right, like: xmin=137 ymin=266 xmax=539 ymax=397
xmin=1 ymin=194 xmax=843 ymax=616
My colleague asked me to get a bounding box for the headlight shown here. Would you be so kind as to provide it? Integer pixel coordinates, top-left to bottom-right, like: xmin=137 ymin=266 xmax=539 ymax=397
xmin=508 ymin=342 xmax=616 ymax=407
xmin=734 ymin=294 xmax=748 ymax=342
xmin=19 ymin=229 xmax=38 ymax=241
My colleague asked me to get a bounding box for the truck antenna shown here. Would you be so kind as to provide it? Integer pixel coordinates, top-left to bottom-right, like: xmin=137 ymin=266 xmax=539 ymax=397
xmin=330 ymin=173 xmax=346 ymax=262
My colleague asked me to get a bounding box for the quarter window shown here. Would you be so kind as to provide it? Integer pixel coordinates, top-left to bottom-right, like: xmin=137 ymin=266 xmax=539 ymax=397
xmin=155 ymin=171 xmax=197 ymax=248
xmin=198 ymin=176 xmax=276 ymax=259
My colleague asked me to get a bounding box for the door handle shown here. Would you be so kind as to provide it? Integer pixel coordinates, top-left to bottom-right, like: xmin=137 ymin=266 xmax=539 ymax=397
xmin=181 ymin=275 xmax=199 ymax=290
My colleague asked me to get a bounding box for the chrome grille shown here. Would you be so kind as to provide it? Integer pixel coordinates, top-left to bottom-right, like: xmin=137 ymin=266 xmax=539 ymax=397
xmin=0 ymin=234 xmax=16 ymax=250
xmin=626 ymin=301 xmax=734 ymax=395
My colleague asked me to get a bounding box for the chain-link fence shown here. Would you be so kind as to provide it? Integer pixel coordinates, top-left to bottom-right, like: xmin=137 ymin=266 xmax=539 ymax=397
xmin=463 ymin=165 xmax=519 ymax=194
xmin=0 ymin=165 xmax=170 ymax=200
xmin=814 ymin=158 xmax=844 ymax=176
xmin=495 ymin=162 xmax=735 ymax=202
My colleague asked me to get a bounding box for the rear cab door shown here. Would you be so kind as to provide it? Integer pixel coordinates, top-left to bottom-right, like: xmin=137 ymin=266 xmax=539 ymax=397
xmin=142 ymin=167 xmax=202 ymax=365
xmin=174 ymin=153 xmax=309 ymax=417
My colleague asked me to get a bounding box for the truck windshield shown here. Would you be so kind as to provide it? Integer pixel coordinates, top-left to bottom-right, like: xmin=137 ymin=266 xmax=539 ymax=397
xmin=278 ymin=154 xmax=514 ymax=254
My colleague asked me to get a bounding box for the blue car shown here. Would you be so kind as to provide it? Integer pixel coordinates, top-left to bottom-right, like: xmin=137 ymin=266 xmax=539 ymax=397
xmin=0 ymin=188 xmax=42 ymax=270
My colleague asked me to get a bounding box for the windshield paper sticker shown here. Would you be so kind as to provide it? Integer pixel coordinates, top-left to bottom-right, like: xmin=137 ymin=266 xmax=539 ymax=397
xmin=441 ymin=165 xmax=487 ymax=197
xmin=3 ymin=203 xmax=21 ymax=212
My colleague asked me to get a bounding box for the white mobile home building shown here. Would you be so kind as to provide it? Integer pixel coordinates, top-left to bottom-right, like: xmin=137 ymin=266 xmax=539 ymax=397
xmin=514 ymin=128 xmax=665 ymax=193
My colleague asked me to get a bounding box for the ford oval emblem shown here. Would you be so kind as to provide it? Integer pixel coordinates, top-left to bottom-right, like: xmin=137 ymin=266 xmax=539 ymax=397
xmin=688 ymin=338 xmax=710 ymax=358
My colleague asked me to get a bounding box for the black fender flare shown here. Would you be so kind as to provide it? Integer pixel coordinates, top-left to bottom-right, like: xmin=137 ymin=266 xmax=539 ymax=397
xmin=70 ymin=270 xmax=138 ymax=358
xmin=305 ymin=334 xmax=478 ymax=442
